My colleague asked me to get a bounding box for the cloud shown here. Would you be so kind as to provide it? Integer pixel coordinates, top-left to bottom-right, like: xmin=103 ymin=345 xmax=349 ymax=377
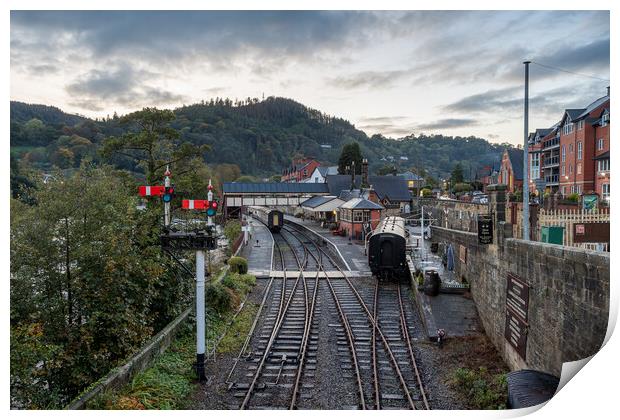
xmin=65 ymin=62 xmax=187 ymax=110
xmin=327 ymin=69 xmax=410 ymax=89
xmin=417 ymin=119 xmax=479 ymax=130
xmin=443 ymin=87 xmax=521 ymax=114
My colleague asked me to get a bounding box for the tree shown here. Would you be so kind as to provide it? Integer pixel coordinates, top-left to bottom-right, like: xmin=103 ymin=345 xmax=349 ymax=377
xmin=101 ymin=108 xmax=209 ymax=184
xmin=338 ymin=142 xmax=363 ymax=175
xmin=10 ymin=165 xmax=189 ymax=408
xmin=451 ymin=163 xmax=464 ymax=184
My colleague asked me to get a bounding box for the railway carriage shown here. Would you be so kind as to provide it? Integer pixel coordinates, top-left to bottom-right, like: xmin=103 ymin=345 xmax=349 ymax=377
xmin=368 ymin=216 xmax=409 ymax=280
xmin=248 ymin=206 xmax=284 ymax=233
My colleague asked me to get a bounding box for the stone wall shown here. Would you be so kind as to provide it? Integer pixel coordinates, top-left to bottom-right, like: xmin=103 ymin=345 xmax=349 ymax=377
xmin=414 ymin=198 xmax=489 ymax=232
xmin=431 ymin=206 xmax=609 ymax=376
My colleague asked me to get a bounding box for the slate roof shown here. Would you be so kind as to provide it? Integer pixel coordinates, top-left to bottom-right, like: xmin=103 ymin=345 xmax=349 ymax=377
xmin=325 ymin=174 xmax=411 ymax=202
xmin=506 ymin=149 xmax=525 ymax=180
xmin=565 ymin=108 xmax=586 ymax=121
xmin=593 ymin=151 xmax=610 ymax=160
xmin=316 ymin=166 xmax=339 ymax=177
xmin=300 ymin=195 xmax=337 ymax=208
xmin=223 ymin=182 xmax=329 ymax=194
xmin=340 ymin=198 xmax=384 ymax=210
xmin=339 ymin=189 xmax=365 ymax=201
xmin=575 ymin=95 xmax=609 ymax=120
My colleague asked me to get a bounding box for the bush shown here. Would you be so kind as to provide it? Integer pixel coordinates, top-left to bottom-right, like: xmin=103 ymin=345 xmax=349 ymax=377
xmin=451 ymin=367 xmax=507 ymax=409
xmin=223 ymin=220 xmax=241 ymax=244
xmin=205 ymin=283 xmax=232 ymax=314
xmin=228 ymin=256 xmax=248 ymax=274
xmin=222 ymin=272 xmax=256 ymax=294
xmin=567 ymin=193 xmax=580 ymax=203
xmin=421 ymin=188 xmax=432 ymax=197
xmin=453 ymin=182 xmax=472 ymax=193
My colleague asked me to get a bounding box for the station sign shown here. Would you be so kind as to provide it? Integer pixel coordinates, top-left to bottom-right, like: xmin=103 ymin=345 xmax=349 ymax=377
xmin=505 ymin=273 xmax=529 ymax=359
xmin=478 ymin=215 xmax=493 ymax=244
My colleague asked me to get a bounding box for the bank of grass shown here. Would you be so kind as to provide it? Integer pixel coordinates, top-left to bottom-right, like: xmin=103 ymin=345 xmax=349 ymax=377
xmin=450 ymin=367 xmax=508 ymax=410
xmin=89 ymin=265 xmax=257 ymax=410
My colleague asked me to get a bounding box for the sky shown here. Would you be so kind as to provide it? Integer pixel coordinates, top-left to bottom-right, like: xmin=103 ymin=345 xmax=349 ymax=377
xmin=10 ymin=10 xmax=610 ymax=145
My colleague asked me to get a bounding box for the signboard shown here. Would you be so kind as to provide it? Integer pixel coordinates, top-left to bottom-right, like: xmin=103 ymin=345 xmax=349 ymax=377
xmin=572 ymin=222 xmax=610 ymax=243
xmin=582 ymin=194 xmax=598 ymax=210
xmin=478 ymin=216 xmax=493 ymax=244
xmin=505 ymin=273 xmax=529 ymax=359
xmin=534 ymin=179 xmax=547 ymax=191
xmin=459 ymin=245 xmax=467 ymax=264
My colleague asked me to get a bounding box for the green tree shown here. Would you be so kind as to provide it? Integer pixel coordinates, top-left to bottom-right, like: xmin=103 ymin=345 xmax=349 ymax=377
xmin=10 ymin=165 xmax=187 ymax=408
xmin=338 ymin=142 xmax=363 ymax=175
xmin=451 ymin=163 xmax=464 ymax=184
xmin=376 ymin=164 xmax=397 ymax=176
xmin=101 ymin=108 xmax=208 ymax=184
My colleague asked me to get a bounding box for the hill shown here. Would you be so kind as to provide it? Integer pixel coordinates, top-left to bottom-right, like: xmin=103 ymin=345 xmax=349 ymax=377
xmin=10 ymin=97 xmax=515 ymax=179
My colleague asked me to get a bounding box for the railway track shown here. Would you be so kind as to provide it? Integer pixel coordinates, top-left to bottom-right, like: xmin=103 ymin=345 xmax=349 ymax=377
xmin=227 ymin=217 xmax=429 ymax=410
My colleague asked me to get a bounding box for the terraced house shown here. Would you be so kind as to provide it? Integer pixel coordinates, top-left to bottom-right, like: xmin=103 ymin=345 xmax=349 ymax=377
xmin=527 ymin=88 xmax=610 ymax=203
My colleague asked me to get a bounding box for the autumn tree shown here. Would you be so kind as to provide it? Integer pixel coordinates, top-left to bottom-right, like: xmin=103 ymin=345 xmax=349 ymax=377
xmin=101 ymin=107 xmax=209 ymax=184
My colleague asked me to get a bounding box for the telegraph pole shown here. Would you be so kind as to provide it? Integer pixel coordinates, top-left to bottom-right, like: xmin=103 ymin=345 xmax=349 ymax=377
xmin=523 ymin=61 xmax=531 ymax=241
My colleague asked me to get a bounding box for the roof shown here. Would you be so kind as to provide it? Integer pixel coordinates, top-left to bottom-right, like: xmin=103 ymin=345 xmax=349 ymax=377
xmin=397 ymin=171 xmax=423 ymax=181
xmin=339 ymin=189 xmax=364 ymax=201
xmin=326 ymin=174 xmax=411 ymax=202
xmin=593 ymin=151 xmax=610 ymax=160
xmin=301 ymin=195 xmax=337 ymax=208
xmin=368 ymin=175 xmax=411 ymax=202
xmin=340 ymin=197 xmax=384 ymax=210
xmin=313 ymin=198 xmax=345 ymax=212
xmin=575 ymin=95 xmax=609 ymax=121
xmin=223 ymin=182 xmax=329 ymax=194
xmin=565 ymin=108 xmax=586 ymax=121
xmin=506 ymin=149 xmax=525 ymax=180
xmin=316 ymin=166 xmax=339 ymax=177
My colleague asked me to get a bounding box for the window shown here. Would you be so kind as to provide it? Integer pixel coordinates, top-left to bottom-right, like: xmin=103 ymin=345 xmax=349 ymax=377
xmin=363 ymin=212 xmax=371 ymax=223
xmin=353 ymin=210 xmax=363 ymax=222
xmin=569 ymin=164 xmax=573 ymax=174
xmin=577 ymin=142 xmax=582 ymax=159
xmin=578 ymin=120 xmax=584 ymax=130
xmin=315 ymin=177 xmax=319 ymax=182
xmin=562 ymin=186 xmax=567 ymax=195
xmin=563 ymin=123 xmax=573 ymax=135
xmin=598 ymin=138 xmax=604 ymax=150
xmin=561 ymin=165 xmax=566 ymax=176
xmin=530 ymin=153 xmax=540 ymax=180
xmin=577 ymin=163 xmax=582 ymax=175
xmin=561 ymin=145 xmax=566 ymax=161
xmin=598 ymin=159 xmax=610 ymax=172
xmin=601 ymin=113 xmax=609 ymax=127
xmin=602 ymin=184 xmax=610 ymax=200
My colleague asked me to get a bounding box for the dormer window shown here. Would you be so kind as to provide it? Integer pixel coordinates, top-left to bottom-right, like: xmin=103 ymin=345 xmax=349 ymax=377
xmin=601 ymin=112 xmax=609 ymax=127
xmin=562 ymin=123 xmax=573 ymax=135
xmin=577 ymin=120 xmax=584 ymax=130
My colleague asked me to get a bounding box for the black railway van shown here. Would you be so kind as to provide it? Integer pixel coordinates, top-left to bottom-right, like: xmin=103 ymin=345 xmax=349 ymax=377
xmin=268 ymin=209 xmax=283 ymax=233
xmin=368 ymin=216 xmax=408 ymax=280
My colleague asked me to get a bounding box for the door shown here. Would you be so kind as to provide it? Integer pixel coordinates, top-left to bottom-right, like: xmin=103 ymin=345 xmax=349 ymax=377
xmin=380 ymin=240 xmax=393 ymax=267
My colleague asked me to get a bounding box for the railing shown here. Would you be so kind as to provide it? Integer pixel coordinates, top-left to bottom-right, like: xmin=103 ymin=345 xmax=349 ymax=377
xmin=543 ymin=157 xmax=559 ymax=167
xmin=543 ymin=138 xmax=560 ymax=149
xmin=538 ymin=208 xmax=610 ymax=249
xmin=545 ymin=174 xmax=559 ymax=184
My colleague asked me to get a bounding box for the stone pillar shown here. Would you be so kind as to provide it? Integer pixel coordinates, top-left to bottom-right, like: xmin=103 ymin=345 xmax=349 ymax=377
xmin=487 ymin=184 xmax=507 ymax=245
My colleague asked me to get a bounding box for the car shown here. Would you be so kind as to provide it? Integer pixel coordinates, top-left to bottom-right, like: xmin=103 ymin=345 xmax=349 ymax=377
xmin=472 ymin=190 xmax=484 ymax=196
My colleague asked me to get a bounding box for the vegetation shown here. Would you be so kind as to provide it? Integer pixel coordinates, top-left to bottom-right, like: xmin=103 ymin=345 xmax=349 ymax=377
xmin=453 ymin=182 xmax=473 ymax=193
xmin=11 ymin=98 xmax=516 ymax=182
xmin=421 ymin=188 xmax=433 ymax=197
xmin=228 ymin=256 xmax=249 ymax=274
xmin=451 ymin=367 xmax=508 ymax=409
xmin=337 ymin=141 xmax=363 ymax=175
xmin=567 ymin=193 xmax=580 ymax=203
xmin=451 ymin=163 xmax=464 ymax=184
xmin=224 ymin=219 xmax=242 ymax=244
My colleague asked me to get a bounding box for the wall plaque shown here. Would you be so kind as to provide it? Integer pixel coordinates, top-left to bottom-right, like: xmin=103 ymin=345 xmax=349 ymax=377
xmin=478 ymin=216 xmax=493 ymax=244
xmin=505 ymin=272 xmax=529 ymax=359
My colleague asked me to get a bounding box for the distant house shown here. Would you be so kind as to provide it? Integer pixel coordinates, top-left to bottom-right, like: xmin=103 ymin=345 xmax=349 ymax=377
xmin=499 ymin=149 xmax=524 ymax=194
xmin=325 ymin=174 xmax=411 ymax=213
xmin=399 ymin=156 xmax=409 ymax=161
xmin=281 ymin=157 xmax=321 ymax=183
xmin=398 ymin=171 xmax=424 ymax=195
xmin=305 ymin=165 xmax=338 ymax=183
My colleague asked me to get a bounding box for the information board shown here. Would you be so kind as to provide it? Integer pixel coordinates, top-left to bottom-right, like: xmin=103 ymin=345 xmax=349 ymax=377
xmin=505 ymin=273 xmax=529 ymax=359
xmin=478 ymin=216 xmax=493 ymax=244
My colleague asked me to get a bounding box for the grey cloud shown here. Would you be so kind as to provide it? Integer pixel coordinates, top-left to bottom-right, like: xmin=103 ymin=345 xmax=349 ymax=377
xmin=27 ymin=64 xmax=59 ymax=75
xmin=417 ymin=119 xmax=479 ymax=130
xmin=65 ymin=63 xmax=187 ymax=109
xmin=443 ymin=87 xmax=521 ymax=114
xmin=327 ymin=70 xmax=410 ymax=90
xmin=358 ymin=116 xmax=408 ymax=123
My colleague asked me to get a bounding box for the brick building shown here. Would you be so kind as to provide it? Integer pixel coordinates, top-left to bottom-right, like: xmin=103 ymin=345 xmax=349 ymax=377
xmin=498 ymin=149 xmax=524 ymax=194
xmin=281 ymin=157 xmax=321 ymax=183
xmin=528 ymin=89 xmax=610 ymax=201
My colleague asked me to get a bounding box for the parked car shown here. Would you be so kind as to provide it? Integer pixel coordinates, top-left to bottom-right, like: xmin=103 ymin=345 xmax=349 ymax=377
xmin=472 ymin=195 xmax=489 ymax=204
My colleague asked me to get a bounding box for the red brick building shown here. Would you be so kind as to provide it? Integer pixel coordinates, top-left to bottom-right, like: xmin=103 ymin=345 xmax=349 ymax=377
xmin=528 ymin=89 xmax=610 ymax=201
xmin=281 ymin=157 xmax=321 ymax=183
xmin=498 ymin=149 xmax=524 ymax=194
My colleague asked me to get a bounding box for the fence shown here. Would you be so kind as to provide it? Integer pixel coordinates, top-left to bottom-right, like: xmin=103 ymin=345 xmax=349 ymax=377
xmin=537 ymin=208 xmax=610 ymax=248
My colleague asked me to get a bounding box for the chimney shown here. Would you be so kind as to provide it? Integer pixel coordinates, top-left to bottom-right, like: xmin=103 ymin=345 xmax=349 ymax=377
xmin=351 ymin=160 xmax=356 ymax=190
xmin=362 ymin=158 xmax=369 ymax=187
xmin=607 ymin=86 xmax=610 ymax=97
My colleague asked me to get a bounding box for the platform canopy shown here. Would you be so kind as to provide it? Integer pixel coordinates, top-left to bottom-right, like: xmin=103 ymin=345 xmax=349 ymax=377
xmin=301 ymin=195 xmax=345 ymax=213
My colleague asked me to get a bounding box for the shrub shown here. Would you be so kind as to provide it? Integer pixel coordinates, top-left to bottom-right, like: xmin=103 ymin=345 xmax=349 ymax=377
xmin=222 ymin=272 xmax=256 ymax=294
xmin=567 ymin=193 xmax=580 ymax=203
xmin=451 ymin=367 xmax=507 ymax=409
xmin=228 ymin=256 xmax=248 ymax=274
xmin=205 ymin=283 xmax=232 ymax=314
xmin=453 ymin=182 xmax=472 ymax=193
xmin=421 ymin=188 xmax=432 ymax=197
xmin=223 ymin=220 xmax=241 ymax=244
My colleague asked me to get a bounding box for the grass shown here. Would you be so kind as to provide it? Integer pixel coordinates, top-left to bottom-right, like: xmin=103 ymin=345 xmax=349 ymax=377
xmin=89 ymin=269 xmax=258 ymax=410
xmin=450 ymin=367 xmax=508 ymax=410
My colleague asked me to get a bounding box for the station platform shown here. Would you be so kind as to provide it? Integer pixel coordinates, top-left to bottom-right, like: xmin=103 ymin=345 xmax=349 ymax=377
xmin=284 ymin=215 xmax=371 ymax=274
xmin=238 ymin=218 xmax=274 ymax=274
xmin=406 ymin=226 xmax=481 ymax=341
